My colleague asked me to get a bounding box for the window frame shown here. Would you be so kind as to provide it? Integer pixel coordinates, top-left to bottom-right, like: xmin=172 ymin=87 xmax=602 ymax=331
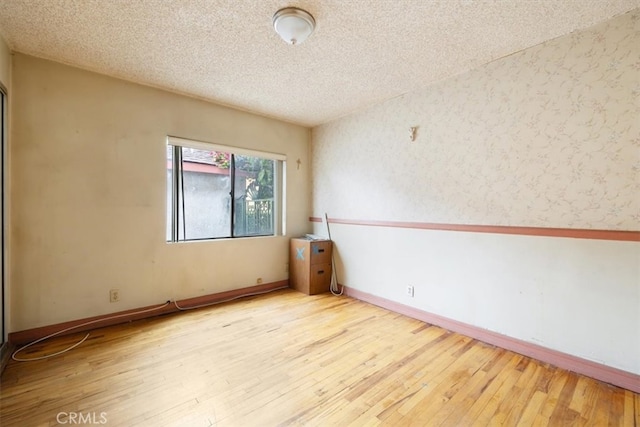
xmin=166 ymin=136 xmax=286 ymax=243
xmin=0 ymin=85 xmax=6 ymax=344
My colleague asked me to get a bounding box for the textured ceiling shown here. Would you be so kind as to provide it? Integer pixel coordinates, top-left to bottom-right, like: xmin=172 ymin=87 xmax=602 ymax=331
xmin=0 ymin=1 xmax=638 ymax=126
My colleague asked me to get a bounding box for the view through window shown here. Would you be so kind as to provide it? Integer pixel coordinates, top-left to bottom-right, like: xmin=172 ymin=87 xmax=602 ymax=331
xmin=167 ymin=138 xmax=283 ymax=241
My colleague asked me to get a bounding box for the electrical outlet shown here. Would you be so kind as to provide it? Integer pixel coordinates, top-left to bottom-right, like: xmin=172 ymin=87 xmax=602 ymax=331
xmin=256 ymin=277 xmax=263 ymax=284
xmin=110 ymin=289 xmax=120 ymax=303
xmin=406 ymin=285 xmax=414 ymax=297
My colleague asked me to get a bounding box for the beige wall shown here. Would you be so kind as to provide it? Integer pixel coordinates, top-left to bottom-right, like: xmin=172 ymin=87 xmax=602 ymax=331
xmin=0 ymin=35 xmax=9 ymax=88
xmin=0 ymin=35 xmax=9 ymax=342
xmin=312 ymin=10 xmax=640 ymax=374
xmin=11 ymin=54 xmax=310 ymax=331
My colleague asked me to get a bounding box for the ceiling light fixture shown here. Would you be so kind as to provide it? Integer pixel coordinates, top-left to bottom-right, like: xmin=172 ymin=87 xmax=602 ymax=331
xmin=273 ymin=7 xmax=315 ymax=45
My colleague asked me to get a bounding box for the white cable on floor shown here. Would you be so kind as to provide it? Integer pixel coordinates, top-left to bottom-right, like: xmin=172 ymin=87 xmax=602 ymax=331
xmin=12 ymin=301 xmax=171 ymax=362
xmin=173 ymin=286 xmax=289 ymax=311
xmin=325 ymin=213 xmax=343 ymax=296
xmin=12 ymin=286 xmax=289 ymax=361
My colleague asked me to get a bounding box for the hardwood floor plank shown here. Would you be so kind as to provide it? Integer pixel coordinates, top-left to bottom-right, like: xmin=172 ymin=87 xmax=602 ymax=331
xmin=419 ymin=345 xmax=507 ymax=426
xmin=570 ymin=376 xmax=590 ymax=413
xmin=379 ymin=335 xmax=470 ymax=417
xmin=395 ymin=341 xmax=496 ymax=424
xmin=531 ymin=369 xmax=568 ymax=426
xmin=475 ymin=358 xmax=531 ymax=425
xmin=577 ymin=376 xmax=603 ymax=425
xmin=455 ymin=352 xmax=524 ymax=425
xmin=607 ymin=384 xmax=625 ymax=426
xmin=489 ymin=360 xmax=542 ymax=425
xmin=516 ymin=390 xmax=547 ymax=426
xmin=548 ymin=373 xmax=581 ymax=426
xmin=589 ymin=382 xmax=613 ymax=426
xmin=0 ymin=290 xmax=636 ymax=426
xmin=358 ymin=334 xmax=464 ymax=418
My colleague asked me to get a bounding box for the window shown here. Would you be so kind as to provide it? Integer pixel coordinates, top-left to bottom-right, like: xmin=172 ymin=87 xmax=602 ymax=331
xmin=166 ymin=136 xmax=285 ymax=242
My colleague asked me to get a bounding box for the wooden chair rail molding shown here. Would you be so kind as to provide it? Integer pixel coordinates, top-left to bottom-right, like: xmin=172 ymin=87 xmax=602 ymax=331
xmin=309 ymin=217 xmax=640 ymax=242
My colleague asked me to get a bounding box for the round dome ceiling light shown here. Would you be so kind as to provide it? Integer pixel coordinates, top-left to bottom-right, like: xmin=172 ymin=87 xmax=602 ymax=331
xmin=273 ymin=7 xmax=316 ymax=45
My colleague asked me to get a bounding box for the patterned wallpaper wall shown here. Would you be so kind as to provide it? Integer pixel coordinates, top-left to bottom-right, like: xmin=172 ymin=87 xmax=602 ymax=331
xmin=312 ymin=10 xmax=639 ymax=230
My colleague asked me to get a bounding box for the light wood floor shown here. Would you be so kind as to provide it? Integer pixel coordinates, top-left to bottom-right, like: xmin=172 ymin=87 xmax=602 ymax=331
xmin=1 ymin=289 xmax=638 ymax=426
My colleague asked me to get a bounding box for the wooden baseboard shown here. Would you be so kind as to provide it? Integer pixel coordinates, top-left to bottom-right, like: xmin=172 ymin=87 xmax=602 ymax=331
xmin=0 ymin=341 xmax=13 ymax=376
xmin=9 ymin=281 xmax=637 ymax=393
xmin=343 ymin=286 xmax=640 ymax=393
xmin=8 ymin=281 xmax=289 ymax=346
